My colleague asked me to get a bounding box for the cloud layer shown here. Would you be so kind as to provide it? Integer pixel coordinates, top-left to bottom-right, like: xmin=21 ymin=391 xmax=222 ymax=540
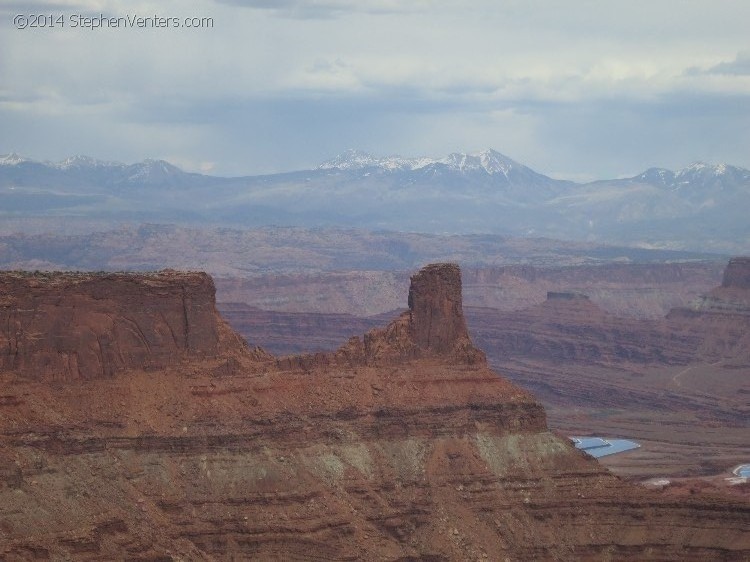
xmin=1 ymin=0 xmax=749 ymax=178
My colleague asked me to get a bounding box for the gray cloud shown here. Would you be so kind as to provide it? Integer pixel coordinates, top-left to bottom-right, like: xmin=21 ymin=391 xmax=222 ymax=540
xmin=210 ymin=0 xmax=430 ymax=19
xmin=706 ymin=52 xmax=750 ymax=76
xmin=685 ymin=52 xmax=750 ymax=77
xmin=523 ymin=92 xmax=750 ymax=178
xmin=0 ymin=0 xmax=115 ymax=16
xmin=0 ymin=1 xmax=80 ymax=13
xmin=1 ymin=0 xmax=749 ymax=179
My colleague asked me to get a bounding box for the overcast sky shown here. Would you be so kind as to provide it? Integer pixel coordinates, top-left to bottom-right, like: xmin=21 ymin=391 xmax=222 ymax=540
xmin=1 ymin=0 xmax=749 ymax=180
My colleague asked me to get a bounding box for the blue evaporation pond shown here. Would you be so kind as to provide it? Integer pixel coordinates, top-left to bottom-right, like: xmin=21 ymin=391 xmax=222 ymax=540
xmin=588 ymin=439 xmax=640 ymax=458
xmin=736 ymin=465 xmax=750 ymax=478
xmin=570 ymin=437 xmax=640 ymax=458
xmin=572 ymin=437 xmax=609 ymax=450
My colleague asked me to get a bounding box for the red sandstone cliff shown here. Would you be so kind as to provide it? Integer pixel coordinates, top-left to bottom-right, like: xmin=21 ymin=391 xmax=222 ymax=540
xmin=278 ymin=263 xmax=486 ymax=369
xmin=349 ymin=263 xmax=486 ymax=364
xmin=214 ymin=262 xmax=749 ymax=482
xmin=0 ymin=270 xmax=247 ymax=381
xmin=0 ymin=264 xmax=748 ymax=561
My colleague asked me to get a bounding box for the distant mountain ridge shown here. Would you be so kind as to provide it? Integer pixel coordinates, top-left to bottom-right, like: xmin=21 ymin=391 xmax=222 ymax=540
xmin=630 ymin=162 xmax=750 ymax=191
xmin=318 ymin=148 xmax=523 ymax=176
xmin=2 ymin=149 xmax=748 ymax=187
xmin=1 ymin=150 xmax=749 ymax=253
xmin=0 ymin=153 xmax=201 ymax=189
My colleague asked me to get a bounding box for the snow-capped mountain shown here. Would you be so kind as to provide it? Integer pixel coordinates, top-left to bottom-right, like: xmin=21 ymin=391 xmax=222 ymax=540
xmin=673 ymin=162 xmax=750 ymax=190
xmin=440 ymin=150 xmax=518 ymax=176
xmin=318 ymin=148 xmax=445 ymax=172
xmin=1 ymin=150 xmax=749 ymax=252
xmin=632 ymin=167 xmax=676 ymax=187
xmin=319 ymin=148 xmax=524 ymax=177
xmin=54 ymin=155 xmax=124 ymax=170
xmin=0 ymin=153 xmax=32 ymax=166
xmin=0 ymin=154 xmax=199 ymax=188
xmin=0 ymin=154 xmax=124 ymax=170
xmin=317 ymin=149 xmax=385 ymax=170
xmin=123 ymin=159 xmax=186 ymax=184
xmin=316 ymin=148 xmax=569 ymax=201
xmin=632 ymin=162 xmax=750 ymax=189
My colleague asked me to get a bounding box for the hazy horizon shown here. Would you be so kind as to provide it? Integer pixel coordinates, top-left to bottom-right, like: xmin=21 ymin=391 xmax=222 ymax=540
xmin=2 ymin=146 xmax=748 ymax=183
xmin=1 ymin=1 xmax=749 ymax=180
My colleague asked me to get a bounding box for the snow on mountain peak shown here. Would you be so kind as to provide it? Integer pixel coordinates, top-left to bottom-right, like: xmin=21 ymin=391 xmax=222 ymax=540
xmin=0 ymin=153 xmax=189 ymax=180
xmin=141 ymin=158 xmax=176 ymax=169
xmin=57 ymin=155 xmax=94 ymax=169
xmin=318 ymin=149 xmax=380 ymax=170
xmin=635 ymin=167 xmax=675 ymax=186
xmin=54 ymin=155 xmax=123 ymax=170
xmin=441 ymin=149 xmax=517 ymax=176
xmin=637 ymin=161 xmax=750 ymax=191
xmin=126 ymin=159 xmax=183 ymax=182
xmin=0 ymin=153 xmax=129 ymax=169
xmin=691 ymin=161 xmax=707 ymax=168
xmin=0 ymin=153 xmax=32 ymax=166
xmin=318 ymin=148 xmax=519 ymax=176
xmin=675 ymin=161 xmax=738 ymax=180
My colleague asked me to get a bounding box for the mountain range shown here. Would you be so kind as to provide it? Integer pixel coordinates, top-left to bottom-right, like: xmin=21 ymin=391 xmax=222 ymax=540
xmin=1 ymin=149 xmax=749 ymax=252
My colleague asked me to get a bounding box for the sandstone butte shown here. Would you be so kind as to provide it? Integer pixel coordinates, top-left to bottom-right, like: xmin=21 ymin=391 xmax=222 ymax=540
xmin=0 ymin=264 xmax=748 ymax=561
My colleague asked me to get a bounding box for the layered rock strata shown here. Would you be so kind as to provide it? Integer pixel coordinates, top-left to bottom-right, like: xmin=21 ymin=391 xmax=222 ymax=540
xmin=0 ymin=271 xmax=246 ymax=381
xmin=0 ymin=264 xmax=748 ymax=560
xmin=667 ymin=256 xmax=750 ymax=362
xmin=468 ymin=293 xmax=700 ymax=365
xmin=722 ymin=256 xmax=750 ymax=289
xmin=216 ymin=302 xmax=387 ymax=355
xmin=278 ymin=263 xmax=485 ymax=369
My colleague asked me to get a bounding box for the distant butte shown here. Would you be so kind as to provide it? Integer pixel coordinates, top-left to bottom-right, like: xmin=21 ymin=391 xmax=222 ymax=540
xmin=721 ymin=256 xmax=750 ymax=289
xmin=277 ymin=262 xmax=485 ymax=369
xmin=407 ymin=263 xmax=477 ymax=356
xmin=0 ymin=264 xmax=748 ymax=560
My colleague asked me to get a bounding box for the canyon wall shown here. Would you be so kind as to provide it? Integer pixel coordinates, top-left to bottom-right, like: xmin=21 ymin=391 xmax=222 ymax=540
xmin=667 ymin=256 xmax=750 ymax=362
xmin=216 ymin=259 xmax=750 ymax=480
xmin=722 ymin=256 xmax=750 ymax=289
xmin=0 ymin=264 xmax=748 ymax=560
xmin=0 ymin=271 xmax=243 ymax=381
xmin=214 ymin=261 xmax=724 ymax=319
xmin=468 ymin=293 xmax=701 ymax=365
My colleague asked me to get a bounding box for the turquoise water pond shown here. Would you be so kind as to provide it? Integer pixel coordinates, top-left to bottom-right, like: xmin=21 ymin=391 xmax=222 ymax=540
xmin=571 ymin=437 xmax=640 ymax=458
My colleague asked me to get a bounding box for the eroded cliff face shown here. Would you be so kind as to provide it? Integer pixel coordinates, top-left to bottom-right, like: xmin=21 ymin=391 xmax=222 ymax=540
xmin=0 ymin=271 xmax=246 ymax=381
xmin=722 ymin=256 xmax=750 ymax=289
xmin=0 ymin=264 xmax=748 ymax=561
xmin=468 ymin=257 xmax=750 ymax=367
xmin=407 ymin=264 xmax=467 ymax=352
xmin=666 ymin=256 xmax=750 ymax=362
xmin=469 ymin=291 xmax=701 ymax=366
xmin=315 ymin=263 xmax=485 ymax=367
